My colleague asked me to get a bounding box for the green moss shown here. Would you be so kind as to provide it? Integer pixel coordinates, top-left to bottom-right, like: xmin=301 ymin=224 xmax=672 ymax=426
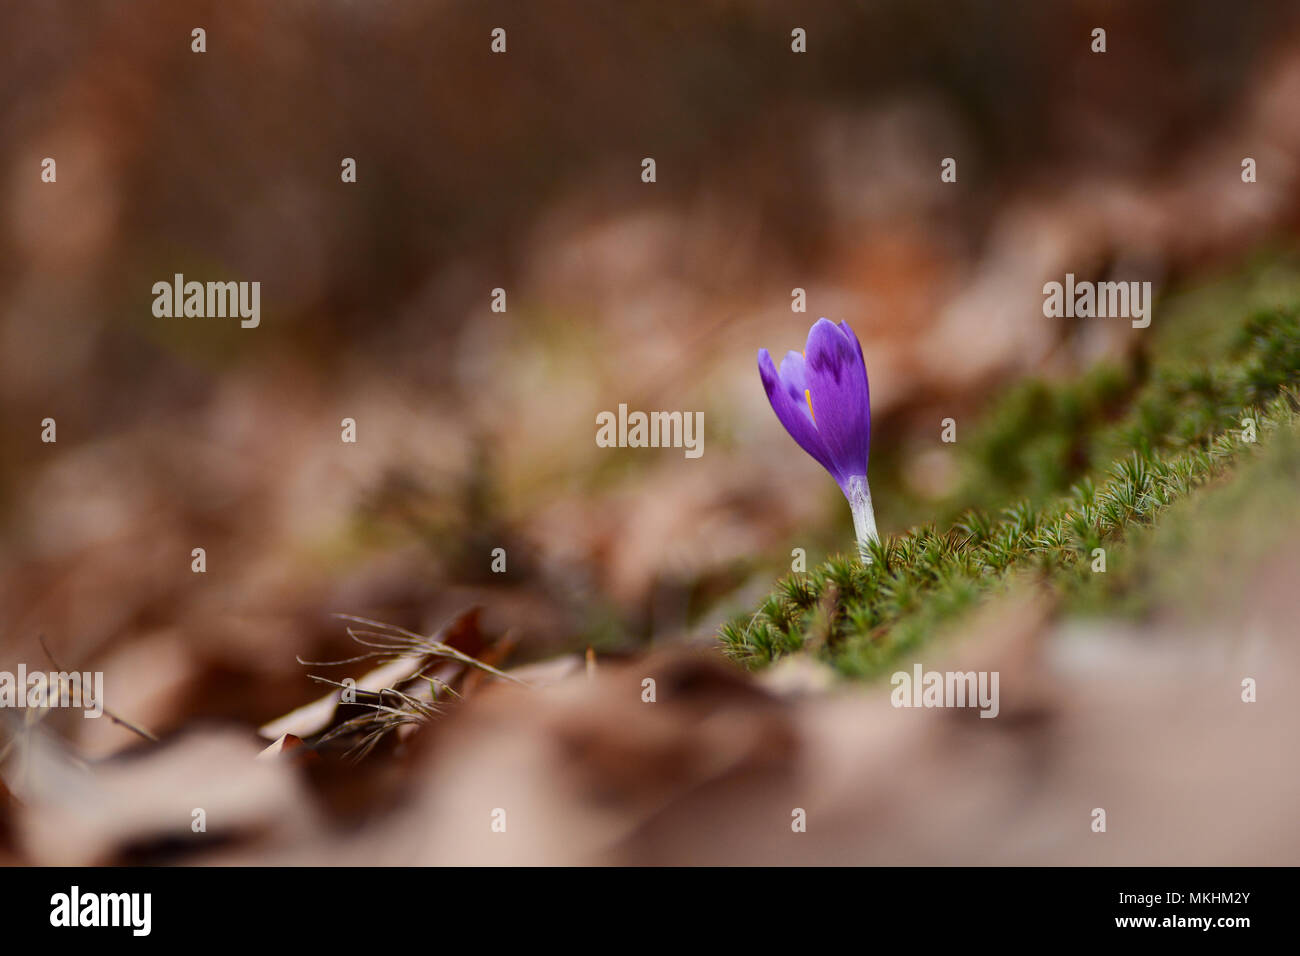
xmin=721 ymin=303 xmax=1300 ymax=679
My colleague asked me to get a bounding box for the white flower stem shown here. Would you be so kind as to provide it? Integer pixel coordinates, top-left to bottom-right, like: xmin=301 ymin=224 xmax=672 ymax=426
xmin=847 ymin=474 xmax=879 ymax=564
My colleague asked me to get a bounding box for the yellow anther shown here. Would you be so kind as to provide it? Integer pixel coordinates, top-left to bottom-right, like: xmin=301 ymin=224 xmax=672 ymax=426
xmin=805 ymin=388 xmax=815 ymax=422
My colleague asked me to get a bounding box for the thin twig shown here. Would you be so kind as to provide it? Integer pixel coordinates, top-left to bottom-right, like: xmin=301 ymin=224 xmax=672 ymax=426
xmin=37 ymin=634 xmax=157 ymax=742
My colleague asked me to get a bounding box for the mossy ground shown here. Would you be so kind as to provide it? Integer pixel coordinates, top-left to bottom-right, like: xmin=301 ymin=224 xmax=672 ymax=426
xmin=720 ymin=268 xmax=1300 ymax=679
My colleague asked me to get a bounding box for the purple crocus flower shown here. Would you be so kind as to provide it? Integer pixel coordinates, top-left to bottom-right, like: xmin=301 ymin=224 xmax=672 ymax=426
xmin=758 ymin=317 xmax=879 ymax=561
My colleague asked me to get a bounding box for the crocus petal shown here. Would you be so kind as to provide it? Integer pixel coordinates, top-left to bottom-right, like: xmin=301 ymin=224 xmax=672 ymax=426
xmin=758 ymin=348 xmax=836 ymax=477
xmin=838 ymin=319 xmax=866 ymax=371
xmin=803 ymin=317 xmax=871 ymax=487
xmin=777 ymin=350 xmax=813 ymax=422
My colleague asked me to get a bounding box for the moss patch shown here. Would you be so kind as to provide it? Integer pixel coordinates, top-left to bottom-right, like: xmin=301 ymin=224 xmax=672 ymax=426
xmin=720 ymin=302 xmax=1300 ymax=679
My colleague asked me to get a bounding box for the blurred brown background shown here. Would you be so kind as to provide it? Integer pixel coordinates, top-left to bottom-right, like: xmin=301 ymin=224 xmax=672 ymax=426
xmin=4 ymin=0 xmax=1300 ymax=758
